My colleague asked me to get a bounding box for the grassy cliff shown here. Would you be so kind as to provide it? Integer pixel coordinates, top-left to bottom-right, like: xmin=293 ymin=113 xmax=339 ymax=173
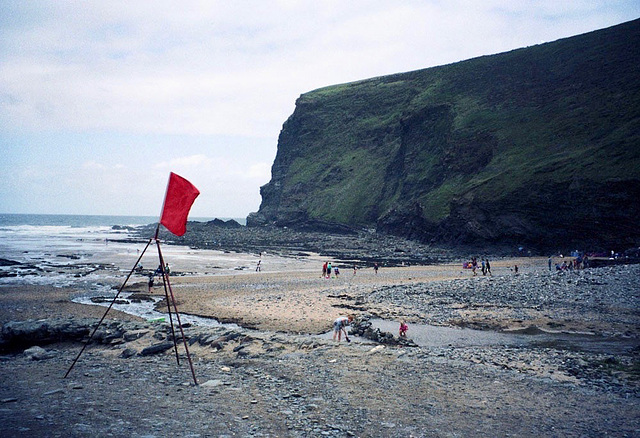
xmin=249 ymin=19 xmax=640 ymax=252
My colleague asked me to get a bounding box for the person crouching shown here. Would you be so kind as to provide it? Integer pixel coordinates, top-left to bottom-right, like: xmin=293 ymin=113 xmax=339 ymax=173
xmin=333 ymin=315 xmax=354 ymax=342
xmin=399 ymin=321 xmax=408 ymax=337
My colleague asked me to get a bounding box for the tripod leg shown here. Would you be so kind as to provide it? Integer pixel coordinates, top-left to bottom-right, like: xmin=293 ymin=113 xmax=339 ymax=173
xmin=65 ymin=237 xmax=154 ymax=378
xmin=156 ymin=240 xmax=198 ymax=385
xmin=158 ymin=248 xmax=180 ymax=365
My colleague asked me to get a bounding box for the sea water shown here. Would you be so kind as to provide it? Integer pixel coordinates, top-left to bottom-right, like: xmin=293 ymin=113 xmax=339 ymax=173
xmin=1 ymin=214 xmax=145 ymax=287
xmin=0 ymin=213 xmax=257 ymax=325
xmin=0 ymin=212 xmax=316 ymax=308
xmin=0 ymin=213 xmax=249 ymax=289
xmin=0 ymin=213 xmax=323 ymax=328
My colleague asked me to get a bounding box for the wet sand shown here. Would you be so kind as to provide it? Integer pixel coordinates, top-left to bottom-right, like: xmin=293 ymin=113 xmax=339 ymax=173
xmin=0 ymin=285 xmax=144 ymax=324
xmin=140 ymin=257 xmax=544 ymax=334
xmin=0 ymin=256 xmax=594 ymax=333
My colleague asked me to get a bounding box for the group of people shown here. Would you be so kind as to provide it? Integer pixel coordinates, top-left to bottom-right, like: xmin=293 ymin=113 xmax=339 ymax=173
xmin=323 ymin=262 xmax=381 ymax=278
xmin=553 ymin=257 xmax=589 ymax=271
xmin=322 ymin=261 xmax=340 ymax=278
xmin=465 ymin=257 xmax=492 ymax=276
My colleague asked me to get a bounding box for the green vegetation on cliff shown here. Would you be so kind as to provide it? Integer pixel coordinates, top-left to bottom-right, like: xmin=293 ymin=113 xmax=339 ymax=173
xmin=250 ymin=19 xmax=640 ymax=251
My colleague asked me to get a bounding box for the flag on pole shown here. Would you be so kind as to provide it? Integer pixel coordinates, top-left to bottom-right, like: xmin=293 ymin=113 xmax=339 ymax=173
xmin=160 ymin=172 xmax=200 ymax=236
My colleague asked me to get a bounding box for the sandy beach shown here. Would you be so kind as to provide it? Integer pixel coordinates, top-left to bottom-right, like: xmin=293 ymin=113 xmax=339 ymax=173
xmin=147 ymin=257 xmax=550 ymax=334
xmin=0 ymin=255 xmax=553 ymax=333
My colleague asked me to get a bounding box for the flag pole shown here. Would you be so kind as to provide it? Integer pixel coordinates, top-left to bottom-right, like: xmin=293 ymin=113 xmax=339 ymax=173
xmin=66 ymin=172 xmax=199 ymax=381
xmin=158 ymin=174 xmax=172 ymax=221
xmin=154 ymin=174 xmax=180 ymax=364
xmin=153 ymin=172 xmax=198 ymax=384
xmin=65 ymin=237 xmax=154 ymax=378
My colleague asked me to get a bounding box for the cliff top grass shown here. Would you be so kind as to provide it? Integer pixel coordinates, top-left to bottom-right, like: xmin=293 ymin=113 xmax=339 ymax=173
xmin=275 ymin=19 xmax=640 ymax=226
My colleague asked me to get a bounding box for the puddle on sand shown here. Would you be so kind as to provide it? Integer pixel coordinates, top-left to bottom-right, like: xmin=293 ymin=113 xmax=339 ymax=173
xmin=371 ymin=319 xmax=527 ymax=348
xmin=73 ymin=292 xmax=229 ymax=328
xmin=370 ymin=319 xmax=639 ymax=355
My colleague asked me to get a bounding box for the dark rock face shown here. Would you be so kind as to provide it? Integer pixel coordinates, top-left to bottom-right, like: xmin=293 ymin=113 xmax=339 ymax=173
xmin=249 ymin=19 xmax=640 ymax=253
xmin=1 ymin=319 xmax=91 ymax=348
xmin=378 ymin=179 xmax=640 ymax=251
xmin=0 ymin=318 xmax=152 ymax=352
xmin=206 ymin=218 xmax=242 ymax=228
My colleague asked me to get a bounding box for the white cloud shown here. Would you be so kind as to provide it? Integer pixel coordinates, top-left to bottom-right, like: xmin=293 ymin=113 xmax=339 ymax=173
xmin=246 ymin=162 xmax=272 ymax=180
xmin=154 ymin=154 xmax=213 ymax=170
xmin=2 ymin=1 xmax=634 ymax=137
xmin=82 ymin=160 xmax=105 ymax=170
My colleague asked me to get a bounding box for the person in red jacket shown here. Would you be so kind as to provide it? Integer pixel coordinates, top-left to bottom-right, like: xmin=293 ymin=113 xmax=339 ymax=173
xmin=399 ymin=321 xmax=408 ymax=337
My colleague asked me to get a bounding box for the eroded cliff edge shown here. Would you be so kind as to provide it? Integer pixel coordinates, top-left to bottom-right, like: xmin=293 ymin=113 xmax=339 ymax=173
xmin=248 ymin=19 xmax=640 ymax=252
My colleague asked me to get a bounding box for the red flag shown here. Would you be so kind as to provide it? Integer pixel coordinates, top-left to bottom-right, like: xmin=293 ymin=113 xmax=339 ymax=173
xmin=160 ymin=172 xmax=200 ymax=236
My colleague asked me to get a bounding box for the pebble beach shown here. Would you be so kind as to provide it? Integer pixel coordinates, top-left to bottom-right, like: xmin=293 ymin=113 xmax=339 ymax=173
xmin=0 ymin=229 xmax=638 ymax=437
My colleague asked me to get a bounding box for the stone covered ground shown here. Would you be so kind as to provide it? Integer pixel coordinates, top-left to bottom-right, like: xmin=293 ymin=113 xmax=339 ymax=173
xmin=0 ymin=252 xmax=638 ymax=437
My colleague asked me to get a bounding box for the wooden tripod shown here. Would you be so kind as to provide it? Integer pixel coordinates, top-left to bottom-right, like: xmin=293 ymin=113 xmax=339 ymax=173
xmin=64 ymin=226 xmax=198 ymax=385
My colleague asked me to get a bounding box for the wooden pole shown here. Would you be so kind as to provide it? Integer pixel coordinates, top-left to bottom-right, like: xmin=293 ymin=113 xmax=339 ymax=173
xmin=156 ymin=239 xmax=198 ymax=385
xmin=157 ymin=244 xmax=181 ymax=365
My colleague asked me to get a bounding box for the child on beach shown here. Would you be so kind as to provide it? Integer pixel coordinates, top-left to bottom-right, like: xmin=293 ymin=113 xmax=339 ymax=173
xmin=399 ymin=321 xmax=408 ymax=337
xmin=333 ymin=315 xmax=354 ymax=342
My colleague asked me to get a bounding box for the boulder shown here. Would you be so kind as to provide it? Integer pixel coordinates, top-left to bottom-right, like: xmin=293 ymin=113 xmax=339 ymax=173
xmin=1 ymin=319 xmax=91 ymax=349
xmin=140 ymin=342 xmax=175 ymax=356
xmin=23 ymin=346 xmax=54 ymax=360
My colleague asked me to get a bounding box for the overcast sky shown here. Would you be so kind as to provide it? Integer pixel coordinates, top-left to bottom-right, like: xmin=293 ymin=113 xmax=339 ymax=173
xmin=1 ymin=1 xmax=638 ymax=219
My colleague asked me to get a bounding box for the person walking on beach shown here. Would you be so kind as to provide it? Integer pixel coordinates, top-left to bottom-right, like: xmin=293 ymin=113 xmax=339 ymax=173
xmin=327 ymin=262 xmax=332 ymax=278
xmin=148 ymin=274 xmax=154 ymax=292
xmin=165 ymin=263 xmax=170 ymax=276
xmin=485 ymin=258 xmax=492 ymax=276
xmin=333 ymin=315 xmax=354 ymax=342
xmin=322 ymin=262 xmax=328 ymax=278
xmin=256 ymin=260 xmax=261 ymax=272
xmin=481 ymin=259 xmax=486 ymax=276
xmin=374 ymin=262 xmax=379 ymax=274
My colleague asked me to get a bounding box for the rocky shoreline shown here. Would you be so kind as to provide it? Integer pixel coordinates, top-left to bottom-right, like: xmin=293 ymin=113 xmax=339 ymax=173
xmin=0 ymin=251 xmax=638 ymax=436
xmin=132 ymin=221 xmax=458 ymax=267
xmin=1 ymin=219 xmax=638 ymax=437
xmin=1 ymin=313 xmax=638 ymax=436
